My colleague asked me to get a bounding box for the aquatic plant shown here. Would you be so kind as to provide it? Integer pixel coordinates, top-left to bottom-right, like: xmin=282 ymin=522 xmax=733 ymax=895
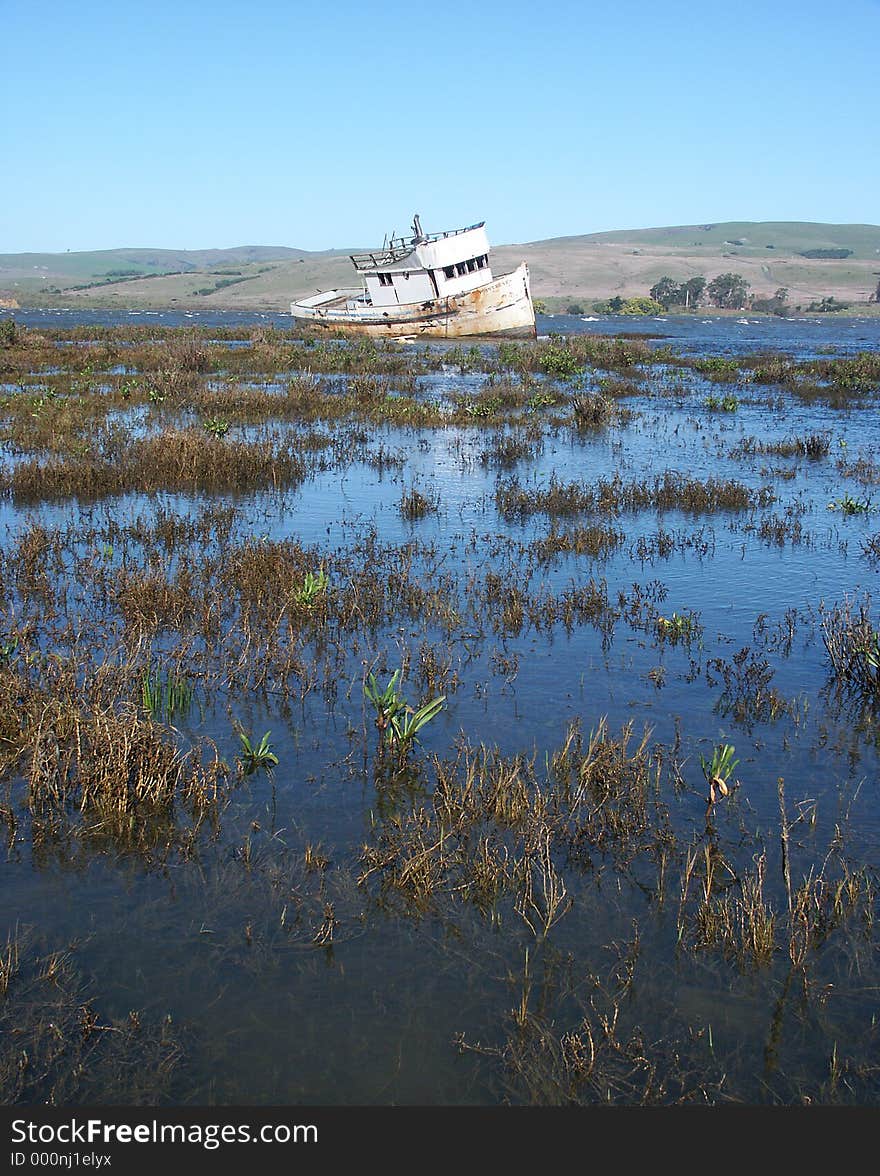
xmin=363 ymin=669 xmax=444 ymax=759
xmin=293 ymin=567 xmax=329 ymax=608
xmin=693 ymin=356 xmax=740 ymax=382
xmin=828 ymin=493 xmax=873 ymax=515
xmin=203 ymin=415 xmax=230 ymax=438
xmin=363 ymin=670 xmax=407 ymax=739
xmin=464 ymin=396 xmax=502 ymax=419
xmin=140 ymin=662 xmax=195 ymax=723
xmin=822 ymin=596 xmax=880 ymax=697
xmin=388 ymin=694 xmax=446 ymax=755
xmin=704 ymin=394 xmax=739 ymax=411
xmin=539 ymin=341 xmax=582 ymax=379
xmin=399 ymin=485 xmax=439 ymax=520
xmin=236 ymin=729 xmax=279 ymax=775
xmin=526 ymin=391 xmax=557 ymax=412
xmin=656 ymin=611 xmax=700 ymax=643
xmin=571 ymin=391 xmax=613 ymax=427
xmin=699 ymin=743 xmax=739 ymax=806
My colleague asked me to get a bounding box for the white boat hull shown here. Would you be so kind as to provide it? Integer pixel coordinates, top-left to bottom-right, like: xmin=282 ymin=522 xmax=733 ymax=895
xmin=290 ymin=263 xmax=535 ymax=339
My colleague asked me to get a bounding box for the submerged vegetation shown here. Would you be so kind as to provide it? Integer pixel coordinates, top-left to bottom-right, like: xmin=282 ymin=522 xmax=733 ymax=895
xmin=0 ymin=319 xmax=879 ymax=1106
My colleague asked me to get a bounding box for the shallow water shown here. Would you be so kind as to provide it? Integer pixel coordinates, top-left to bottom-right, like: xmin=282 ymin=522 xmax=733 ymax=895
xmin=2 ymin=315 xmax=880 ymax=1105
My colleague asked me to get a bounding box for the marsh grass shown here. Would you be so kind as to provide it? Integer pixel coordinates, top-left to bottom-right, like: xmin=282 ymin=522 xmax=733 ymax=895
xmin=496 ymin=473 xmax=771 ymax=521
xmin=0 ymin=926 xmax=184 ymax=1104
xmin=399 ymin=483 xmax=440 ymax=521
xmin=733 ymin=433 xmax=831 ymax=460
xmin=3 ymin=428 xmax=310 ymax=502
xmin=1 ymin=322 xmax=879 ymax=1104
xmin=571 ymin=391 xmax=614 ymax=427
xmin=479 ymin=431 xmax=542 ymax=470
xmin=141 ymin=661 xmax=196 ymax=723
xmin=0 ymin=648 xmax=227 ymax=854
xmin=531 ymin=523 xmax=625 ymax=562
xmin=821 ymin=596 xmax=880 ymax=699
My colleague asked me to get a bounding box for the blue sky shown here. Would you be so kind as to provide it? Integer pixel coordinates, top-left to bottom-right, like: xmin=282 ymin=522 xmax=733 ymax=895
xmin=3 ymin=0 xmax=879 ymax=252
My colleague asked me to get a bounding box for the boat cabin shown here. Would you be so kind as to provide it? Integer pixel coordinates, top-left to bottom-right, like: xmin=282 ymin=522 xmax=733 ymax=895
xmin=349 ymin=218 xmax=493 ymax=308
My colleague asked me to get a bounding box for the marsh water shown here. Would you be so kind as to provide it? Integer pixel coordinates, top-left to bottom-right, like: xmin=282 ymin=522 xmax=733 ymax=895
xmin=2 ymin=310 xmax=880 ymax=1105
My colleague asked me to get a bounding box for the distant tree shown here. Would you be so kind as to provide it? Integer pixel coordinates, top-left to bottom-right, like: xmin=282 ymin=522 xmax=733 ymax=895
xmin=679 ymin=276 xmax=706 ymax=309
xmin=593 ymin=296 xmax=626 ymax=313
xmin=707 ymin=272 xmax=750 ymax=310
xmin=649 ymin=276 xmax=680 ymax=309
xmin=620 ymin=297 xmax=664 ymax=316
xmin=806 ymin=296 xmax=850 ymax=312
xmin=751 ymin=287 xmax=789 ymax=317
xmin=799 ymin=249 xmax=852 ymax=259
xmin=566 ymin=303 xmax=585 ymax=315
xmin=533 ymin=299 xmax=548 ymax=315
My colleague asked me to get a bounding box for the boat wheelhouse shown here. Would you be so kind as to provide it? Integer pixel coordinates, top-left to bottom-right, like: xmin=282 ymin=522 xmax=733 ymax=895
xmin=290 ymin=216 xmax=535 ymax=339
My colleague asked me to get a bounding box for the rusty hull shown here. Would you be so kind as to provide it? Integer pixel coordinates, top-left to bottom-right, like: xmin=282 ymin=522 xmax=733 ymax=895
xmin=291 ymin=264 xmax=536 ymax=339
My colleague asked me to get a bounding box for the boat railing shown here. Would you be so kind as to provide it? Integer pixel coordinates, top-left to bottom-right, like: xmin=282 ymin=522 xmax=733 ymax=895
xmin=349 ymin=222 xmax=486 ymax=271
xmin=349 ymin=244 xmax=414 ymax=271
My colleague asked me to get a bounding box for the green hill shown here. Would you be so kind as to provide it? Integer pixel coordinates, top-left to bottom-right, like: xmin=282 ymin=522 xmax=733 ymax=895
xmin=2 ymin=222 xmax=878 ymax=312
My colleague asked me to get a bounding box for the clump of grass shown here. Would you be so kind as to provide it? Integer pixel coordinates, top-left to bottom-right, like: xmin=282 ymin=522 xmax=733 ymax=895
xmin=756 ymin=513 xmax=804 ymax=546
xmin=4 ymin=429 xmax=309 ymax=503
xmin=532 ymin=523 xmax=625 ymax=562
xmin=140 ymin=662 xmax=195 ymax=723
xmin=705 ymin=393 xmax=739 ymax=411
xmin=539 ymin=341 xmax=582 ymax=379
xmin=656 ymin=611 xmax=701 ymax=644
xmin=828 ymin=493 xmax=873 ymax=516
xmin=0 ymin=926 xmax=183 ymax=1104
xmin=803 ymin=432 xmax=832 ymax=459
xmin=733 ymin=433 xmax=831 ymax=459
xmin=0 ymin=317 xmax=17 ymax=347
xmin=496 ymin=472 xmax=770 ymax=521
xmin=678 ymin=843 xmax=775 ymax=967
xmin=705 ymin=646 xmax=792 ymax=725
xmin=399 ymin=484 xmax=439 ymax=521
xmin=571 ymin=391 xmax=613 ymax=427
xmin=463 ymin=394 xmax=502 ymax=418
xmin=7 ymin=672 xmax=228 ymax=854
xmin=821 ymin=596 xmax=880 ymax=698
xmin=862 ymin=533 xmax=880 ymax=563
xmin=480 ymin=432 xmax=540 ymax=470
xmin=693 ymin=357 xmax=740 ymax=382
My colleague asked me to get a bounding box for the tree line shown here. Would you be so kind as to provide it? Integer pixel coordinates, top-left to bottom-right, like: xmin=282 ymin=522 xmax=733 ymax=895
xmin=548 ymin=273 xmax=880 ymax=318
xmin=649 ymin=273 xmax=758 ymax=311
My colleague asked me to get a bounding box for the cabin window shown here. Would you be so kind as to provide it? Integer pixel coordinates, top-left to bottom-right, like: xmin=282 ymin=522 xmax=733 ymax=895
xmin=466 ymin=258 xmax=476 ymax=272
xmin=378 ymin=273 xmax=393 ymax=286
xmin=476 ymin=254 xmax=487 ymax=269
xmin=443 ymin=266 xmax=455 ymax=279
xmin=456 ymin=262 xmax=467 ymax=276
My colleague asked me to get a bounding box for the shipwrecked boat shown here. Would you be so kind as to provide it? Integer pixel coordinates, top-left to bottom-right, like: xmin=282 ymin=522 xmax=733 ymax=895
xmin=290 ymin=216 xmax=535 ymax=339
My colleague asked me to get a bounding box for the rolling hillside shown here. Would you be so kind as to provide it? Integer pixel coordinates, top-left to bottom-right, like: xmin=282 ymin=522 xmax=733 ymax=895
xmin=2 ymin=222 xmax=878 ymax=312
